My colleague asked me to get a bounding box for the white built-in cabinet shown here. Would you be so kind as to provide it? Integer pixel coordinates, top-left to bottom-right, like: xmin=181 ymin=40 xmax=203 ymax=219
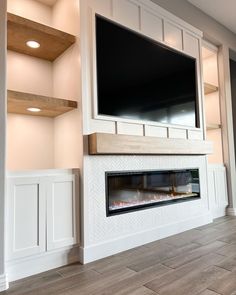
xmin=6 ymin=170 xmax=78 ymax=261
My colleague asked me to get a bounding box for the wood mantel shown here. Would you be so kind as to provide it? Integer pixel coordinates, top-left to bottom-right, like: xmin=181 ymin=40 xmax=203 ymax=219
xmin=88 ymin=133 xmax=213 ymax=155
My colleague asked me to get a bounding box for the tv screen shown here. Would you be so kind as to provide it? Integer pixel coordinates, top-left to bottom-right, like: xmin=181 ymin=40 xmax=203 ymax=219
xmin=96 ymin=15 xmax=198 ymax=128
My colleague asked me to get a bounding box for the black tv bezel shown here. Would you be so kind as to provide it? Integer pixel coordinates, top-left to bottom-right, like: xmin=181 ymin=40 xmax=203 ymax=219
xmin=95 ymin=13 xmax=200 ymax=129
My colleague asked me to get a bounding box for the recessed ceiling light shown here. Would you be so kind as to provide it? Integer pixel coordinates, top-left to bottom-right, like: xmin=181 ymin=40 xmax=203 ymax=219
xmin=27 ymin=107 xmax=41 ymax=112
xmin=26 ymin=40 xmax=41 ymax=49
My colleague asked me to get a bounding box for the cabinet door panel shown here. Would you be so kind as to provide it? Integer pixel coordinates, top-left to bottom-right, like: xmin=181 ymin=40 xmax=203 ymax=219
xmin=47 ymin=175 xmax=77 ymax=250
xmin=7 ymin=177 xmax=46 ymax=260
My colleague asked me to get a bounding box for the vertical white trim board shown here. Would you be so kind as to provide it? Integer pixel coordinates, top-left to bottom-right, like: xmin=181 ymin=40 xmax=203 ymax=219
xmin=0 ymin=274 xmax=8 ymax=292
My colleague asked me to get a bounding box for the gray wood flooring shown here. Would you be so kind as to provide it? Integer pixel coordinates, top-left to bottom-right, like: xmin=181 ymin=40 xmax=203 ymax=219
xmin=4 ymin=216 xmax=236 ymax=295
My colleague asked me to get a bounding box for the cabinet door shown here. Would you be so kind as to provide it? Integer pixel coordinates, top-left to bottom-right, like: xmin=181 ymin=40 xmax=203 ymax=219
xmin=208 ymin=165 xmax=228 ymax=218
xmin=7 ymin=177 xmax=46 ymax=260
xmin=46 ymin=174 xmax=77 ymax=250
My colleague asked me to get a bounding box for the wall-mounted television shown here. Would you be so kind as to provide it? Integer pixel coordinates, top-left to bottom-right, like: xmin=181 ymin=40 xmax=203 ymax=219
xmin=95 ymin=15 xmax=199 ymax=128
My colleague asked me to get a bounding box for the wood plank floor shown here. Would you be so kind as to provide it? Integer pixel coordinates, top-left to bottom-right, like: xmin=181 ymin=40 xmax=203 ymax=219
xmin=4 ymin=216 xmax=236 ymax=295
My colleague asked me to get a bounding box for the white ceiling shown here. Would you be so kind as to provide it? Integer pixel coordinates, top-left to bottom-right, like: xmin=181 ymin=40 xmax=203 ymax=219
xmin=36 ymin=0 xmax=57 ymax=6
xmin=188 ymin=0 xmax=236 ymax=34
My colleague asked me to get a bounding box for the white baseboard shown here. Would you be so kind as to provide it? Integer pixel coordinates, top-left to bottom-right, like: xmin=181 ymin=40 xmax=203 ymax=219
xmin=0 ymin=274 xmax=9 ymax=291
xmin=7 ymin=246 xmax=80 ymax=282
xmin=226 ymin=207 xmax=236 ymax=216
xmin=212 ymin=206 xmax=227 ymax=219
xmin=81 ymin=212 xmax=212 ymax=264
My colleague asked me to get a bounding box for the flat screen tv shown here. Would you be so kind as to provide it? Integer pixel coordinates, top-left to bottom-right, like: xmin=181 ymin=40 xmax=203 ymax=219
xmin=95 ymin=15 xmax=199 ymax=128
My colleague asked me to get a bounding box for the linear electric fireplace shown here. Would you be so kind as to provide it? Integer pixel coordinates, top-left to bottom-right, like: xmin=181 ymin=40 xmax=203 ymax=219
xmin=106 ymin=169 xmax=200 ymax=216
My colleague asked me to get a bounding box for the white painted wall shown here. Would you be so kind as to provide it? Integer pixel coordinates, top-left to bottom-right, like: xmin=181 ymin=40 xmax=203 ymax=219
xmin=0 ymin=0 xmax=8 ymax=290
xmin=7 ymin=51 xmax=53 ymax=97
xmin=52 ymin=0 xmax=80 ymax=35
xmin=52 ymin=0 xmax=83 ymax=169
xmin=203 ymin=55 xmax=219 ymax=86
xmin=7 ymin=0 xmax=52 ymax=26
xmin=7 ymin=114 xmax=55 ymax=170
xmin=54 ymin=111 xmax=82 ymax=169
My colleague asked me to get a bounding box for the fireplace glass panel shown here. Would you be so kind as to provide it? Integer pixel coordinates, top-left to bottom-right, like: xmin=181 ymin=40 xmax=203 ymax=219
xmin=106 ymin=169 xmax=200 ymax=215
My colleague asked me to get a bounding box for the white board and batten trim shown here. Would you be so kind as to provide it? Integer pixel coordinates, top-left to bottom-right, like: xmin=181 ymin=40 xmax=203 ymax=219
xmin=113 ymin=0 xmax=140 ymax=31
xmin=83 ymin=0 xmax=205 ymax=138
xmin=164 ymin=21 xmax=183 ymax=51
xmin=116 ymin=122 xmax=144 ymax=136
xmin=168 ymin=128 xmax=187 ymax=139
xmin=144 ymin=125 xmax=168 ymax=138
xmin=188 ymin=130 xmax=204 ymax=140
xmin=6 ymin=169 xmax=79 ymax=280
xmin=140 ymin=7 xmax=163 ymax=41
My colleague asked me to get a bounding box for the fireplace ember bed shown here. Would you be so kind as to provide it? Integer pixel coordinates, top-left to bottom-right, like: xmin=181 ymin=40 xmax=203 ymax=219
xmin=106 ymin=169 xmax=200 ymax=216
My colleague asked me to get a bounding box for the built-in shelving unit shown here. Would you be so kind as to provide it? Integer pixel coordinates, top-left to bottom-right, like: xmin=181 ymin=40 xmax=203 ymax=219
xmin=7 ymin=12 xmax=76 ymax=61
xmin=204 ymin=82 xmax=218 ymax=95
xmin=8 ymin=90 xmax=77 ymax=117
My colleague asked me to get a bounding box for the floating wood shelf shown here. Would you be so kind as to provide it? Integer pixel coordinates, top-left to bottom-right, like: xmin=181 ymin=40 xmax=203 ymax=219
xmin=206 ymin=123 xmax=221 ymax=130
xmin=88 ymin=133 xmax=213 ymax=155
xmin=8 ymin=90 xmax=77 ymax=117
xmin=204 ymin=82 xmax=218 ymax=95
xmin=7 ymin=13 xmax=76 ymax=61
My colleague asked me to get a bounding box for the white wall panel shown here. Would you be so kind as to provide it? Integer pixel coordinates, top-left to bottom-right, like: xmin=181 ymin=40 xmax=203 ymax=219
xmin=144 ymin=125 xmax=167 ymax=138
xmin=141 ymin=8 xmax=163 ymax=41
xmin=184 ymin=32 xmax=199 ymax=58
xmin=117 ymin=122 xmax=144 ymax=136
xmin=168 ymin=128 xmax=187 ymax=139
xmin=90 ymin=0 xmax=112 ymax=15
xmin=164 ymin=21 xmax=183 ymax=50
xmin=90 ymin=119 xmax=116 ymax=134
xmin=113 ymin=0 xmax=140 ymax=30
xmin=188 ymin=130 xmax=203 ymax=140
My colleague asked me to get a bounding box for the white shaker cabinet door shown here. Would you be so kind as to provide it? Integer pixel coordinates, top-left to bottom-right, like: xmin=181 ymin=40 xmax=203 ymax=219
xmin=7 ymin=177 xmax=46 ymax=260
xmin=46 ymin=174 xmax=77 ymax=251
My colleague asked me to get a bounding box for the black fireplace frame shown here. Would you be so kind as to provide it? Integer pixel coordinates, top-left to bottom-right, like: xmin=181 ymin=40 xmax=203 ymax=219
xmin=105 ymin=168 xmax=201 ymax=216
